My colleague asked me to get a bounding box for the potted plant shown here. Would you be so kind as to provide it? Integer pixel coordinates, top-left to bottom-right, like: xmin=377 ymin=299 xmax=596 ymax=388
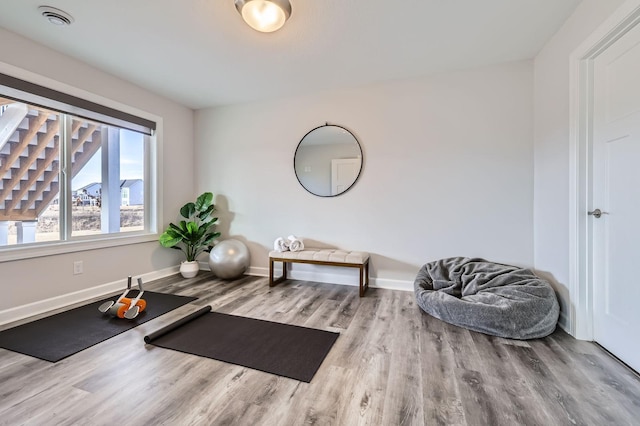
xmin=159 ymin=192 xmax=221 ymax=278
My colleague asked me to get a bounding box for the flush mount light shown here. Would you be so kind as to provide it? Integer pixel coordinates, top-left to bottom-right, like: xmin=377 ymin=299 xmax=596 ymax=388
xmin=234 ymin=0 xmax=291 ymax=33
xmin=38 ymin=6 xmax=74 ymax=26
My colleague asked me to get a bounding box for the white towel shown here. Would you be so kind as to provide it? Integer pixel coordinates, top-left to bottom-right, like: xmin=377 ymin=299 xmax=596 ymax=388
xmin=273 ymin=237 xmax=289 ymax=252
xmin=287 ymin=235 xmax=305 ymax=252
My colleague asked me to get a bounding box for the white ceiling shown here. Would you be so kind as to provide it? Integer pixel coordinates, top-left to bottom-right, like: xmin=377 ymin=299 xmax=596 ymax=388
xmin=0 ymin=0 xmax=582 ymax=109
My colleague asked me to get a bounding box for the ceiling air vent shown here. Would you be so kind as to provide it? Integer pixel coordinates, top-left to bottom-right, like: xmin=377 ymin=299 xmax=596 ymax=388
xmin=38 ymin=6 xmax=74 ymax=26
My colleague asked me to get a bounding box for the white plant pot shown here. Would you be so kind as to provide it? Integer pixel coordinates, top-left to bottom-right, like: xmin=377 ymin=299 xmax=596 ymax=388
xmin=180 ymin=260 xmax=200 ymax=278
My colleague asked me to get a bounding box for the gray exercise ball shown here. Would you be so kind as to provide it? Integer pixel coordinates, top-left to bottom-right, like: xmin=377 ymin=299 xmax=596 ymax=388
xmin=208 ymin=239 xmax=250 ymax=279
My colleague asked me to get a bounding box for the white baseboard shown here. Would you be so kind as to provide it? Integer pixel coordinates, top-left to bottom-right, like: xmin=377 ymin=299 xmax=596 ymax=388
xmin=371 ymin=277 xmax=414 ymax=292
xmin=247 ymin=266 xmax=413 ymax=292
xmin=246 ymin=266 xmax=266 ymax=276
xmin=0 ymin=266 xmax=179 ymax=326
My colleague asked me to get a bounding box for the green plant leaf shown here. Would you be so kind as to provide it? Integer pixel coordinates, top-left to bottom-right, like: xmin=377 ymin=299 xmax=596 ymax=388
xmin=209 ymin=216 xmax=218 ymax=225
xmin=159 ymin=232 xmax=182 ymax=247
xmin=202 ymin=232 xmax=220 ymax=246
xmin=195 ymin=192 xmax=213 ymax=212
xmin=198 ymin=218 xmax=215 ymax=231
xmin=180 ymin=202 xmax=196 ymax=219
xmin=186 ymin=221 xmax=199 ymax=235
xmin=197 ymin=204 xmax=215 ymax=221
xmin=168 ymin=223 xmax=186 ymax=238
xmin=193 ymin=226 xmax=206 ymax=239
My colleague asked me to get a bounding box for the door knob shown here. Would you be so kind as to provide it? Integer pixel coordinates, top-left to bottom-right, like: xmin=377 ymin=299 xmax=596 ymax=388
xmin=588 ymin=208 xmax=608 ymax=218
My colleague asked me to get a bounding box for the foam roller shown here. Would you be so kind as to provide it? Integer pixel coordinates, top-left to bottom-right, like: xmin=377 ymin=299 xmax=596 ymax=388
xmin=120 ymin=297 xmax=147 ymax=312
xmin=108 ymin=302 xmax=126 ymax=317
xmin=116 ymin=303 xmax=129 ymax=318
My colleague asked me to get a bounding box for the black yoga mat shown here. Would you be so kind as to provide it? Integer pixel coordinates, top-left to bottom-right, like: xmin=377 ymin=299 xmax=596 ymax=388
xmin=145 ymin=307 xmax=339 ymax=382
xmin=0 ymin=291 xmax=197 ymax=362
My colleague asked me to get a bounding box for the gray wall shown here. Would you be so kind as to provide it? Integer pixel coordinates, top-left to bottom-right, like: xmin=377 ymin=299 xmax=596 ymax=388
xmin=195 ymin=60 xmax=534 ymax=287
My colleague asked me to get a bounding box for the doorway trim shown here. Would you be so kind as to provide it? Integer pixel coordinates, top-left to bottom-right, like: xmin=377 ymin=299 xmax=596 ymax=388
xmin=569 ymin=0 xmax=640 ymax=340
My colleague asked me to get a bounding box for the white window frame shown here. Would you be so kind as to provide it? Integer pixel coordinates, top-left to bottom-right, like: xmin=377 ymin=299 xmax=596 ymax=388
xmin=0 ymin=62 xmax=163 ymax=263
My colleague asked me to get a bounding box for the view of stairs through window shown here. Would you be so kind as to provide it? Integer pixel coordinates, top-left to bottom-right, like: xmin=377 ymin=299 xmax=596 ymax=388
xmin=0 ymin=97 xmax=145 ymax=246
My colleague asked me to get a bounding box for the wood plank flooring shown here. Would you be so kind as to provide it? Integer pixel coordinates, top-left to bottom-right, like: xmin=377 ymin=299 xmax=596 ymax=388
xmin=1 ymin=274 xmax=639 ymax=425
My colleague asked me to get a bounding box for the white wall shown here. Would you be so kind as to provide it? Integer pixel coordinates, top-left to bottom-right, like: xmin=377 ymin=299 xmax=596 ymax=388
xmin=0 ymin=28 xmax=195 ymax=314
xmin=533 ymin=0 xmax=625 ymax=330
xmin=195 ymin=61 xmax=534 ymax=289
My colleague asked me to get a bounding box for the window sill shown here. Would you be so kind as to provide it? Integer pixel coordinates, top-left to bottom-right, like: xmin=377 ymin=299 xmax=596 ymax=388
xmin=0 ymin=232 xmax=159 ymax=263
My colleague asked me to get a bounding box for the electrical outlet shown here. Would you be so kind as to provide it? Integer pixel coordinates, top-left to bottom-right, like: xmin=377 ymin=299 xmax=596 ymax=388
xmin=73 ymin=260 xmax=83 ymax=275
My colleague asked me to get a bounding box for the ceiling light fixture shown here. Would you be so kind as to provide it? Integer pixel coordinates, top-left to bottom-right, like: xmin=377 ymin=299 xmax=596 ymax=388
xmin=38 ymin=6 xmax=74 ymax=26
xmin=234 ymin=0 xmax=291 ymax=33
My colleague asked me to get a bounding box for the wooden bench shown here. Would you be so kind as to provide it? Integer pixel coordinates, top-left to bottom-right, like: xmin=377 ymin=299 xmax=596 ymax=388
xmin=268 ymin=249 xmax=370 ymax=297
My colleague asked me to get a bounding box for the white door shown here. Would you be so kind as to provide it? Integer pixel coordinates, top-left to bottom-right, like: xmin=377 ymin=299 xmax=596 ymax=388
xmin=330 ymin=158 xmax=360 ymax=195
xmin=592 ymin=22 xmax=640 ymax=372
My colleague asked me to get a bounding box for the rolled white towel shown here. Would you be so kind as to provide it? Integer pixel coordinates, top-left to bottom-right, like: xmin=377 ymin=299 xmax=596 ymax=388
xmin=287 ymin=235 xmax=305 ymax=252
xmin=273 ymin=237 xmax=290 ymax=252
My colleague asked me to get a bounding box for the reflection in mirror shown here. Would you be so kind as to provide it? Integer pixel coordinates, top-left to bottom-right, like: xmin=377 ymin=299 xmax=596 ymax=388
xmin=294 ymin=124 xmax=363 ymax=197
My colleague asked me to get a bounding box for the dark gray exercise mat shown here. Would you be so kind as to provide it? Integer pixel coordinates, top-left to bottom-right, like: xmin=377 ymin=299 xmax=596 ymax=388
xmin=146 ymin=311 xmax=339 ymax=383
xmin=0 ymin=291 xmax=197 ymax=362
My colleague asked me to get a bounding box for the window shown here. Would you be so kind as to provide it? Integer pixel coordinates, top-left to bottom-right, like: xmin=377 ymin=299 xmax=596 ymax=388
xmin=0 ymin=72 xmax=160 ymax=260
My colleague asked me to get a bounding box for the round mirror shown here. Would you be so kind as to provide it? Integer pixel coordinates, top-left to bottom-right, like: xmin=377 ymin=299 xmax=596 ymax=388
xmin=294 ymin=124 xmax=363 ymax=197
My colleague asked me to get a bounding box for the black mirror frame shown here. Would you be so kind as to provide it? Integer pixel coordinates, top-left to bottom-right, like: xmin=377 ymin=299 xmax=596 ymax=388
xmin=294 ymin=123 xmax=363 ymax=197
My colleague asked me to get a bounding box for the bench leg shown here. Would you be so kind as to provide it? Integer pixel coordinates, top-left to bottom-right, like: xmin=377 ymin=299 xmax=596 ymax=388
xmin=359 ymin=260 xmax=370 ymax=297
xmin=269 ymin=259 xmax=288 ymax=287
xmin=365 ymin=260 xmax=369 ymax=292
xmin=269 ymin=258 xmax=274 ymax=286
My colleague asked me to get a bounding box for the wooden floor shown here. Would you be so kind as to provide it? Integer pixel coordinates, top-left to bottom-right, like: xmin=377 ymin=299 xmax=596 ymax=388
xmin=1 ymin=274 xmax=639 ymax=426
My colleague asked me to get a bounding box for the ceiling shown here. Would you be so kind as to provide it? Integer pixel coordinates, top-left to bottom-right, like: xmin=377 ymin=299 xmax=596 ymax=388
xmin=0 ymin=0 xmax=582 ymax=109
